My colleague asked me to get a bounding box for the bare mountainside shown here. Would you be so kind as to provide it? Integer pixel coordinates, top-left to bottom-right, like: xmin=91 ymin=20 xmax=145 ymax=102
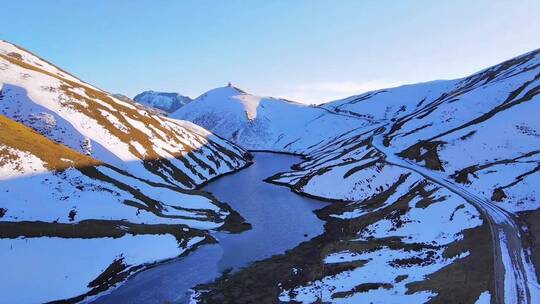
xmin=182 ymin=49 xmax=540 ymax=303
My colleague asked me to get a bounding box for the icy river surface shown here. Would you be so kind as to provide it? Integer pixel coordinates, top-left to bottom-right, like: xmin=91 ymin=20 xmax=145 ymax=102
xmin=94 ymin=152 xmax=328 ymax=303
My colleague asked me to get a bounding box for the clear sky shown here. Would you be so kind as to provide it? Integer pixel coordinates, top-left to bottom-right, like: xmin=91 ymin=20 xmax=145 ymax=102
xmin=1 ymin=1 xmax=540 ymax=104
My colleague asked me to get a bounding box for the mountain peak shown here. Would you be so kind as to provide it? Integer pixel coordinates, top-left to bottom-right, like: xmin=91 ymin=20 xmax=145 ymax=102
xmin=197 ymin=85 xmax=247 ymax=100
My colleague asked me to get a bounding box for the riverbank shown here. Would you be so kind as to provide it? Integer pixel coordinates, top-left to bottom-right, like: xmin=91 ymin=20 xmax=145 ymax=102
xmin=192 ymin=178 xmax=494 ymax=303
xmin=190 ymin=146 xmax=495 ymax=303
xmin=93 ymin=152 xmax=330 ymax=303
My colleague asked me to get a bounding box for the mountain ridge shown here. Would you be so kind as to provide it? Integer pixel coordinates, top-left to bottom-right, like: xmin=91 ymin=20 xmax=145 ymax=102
xmin=0 ymin=40 xmax=250 ymax=189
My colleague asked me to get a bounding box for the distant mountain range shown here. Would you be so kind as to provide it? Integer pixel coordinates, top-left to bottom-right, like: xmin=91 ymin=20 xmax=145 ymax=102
xmin=133 ymin=90 xmax=192 ymax=113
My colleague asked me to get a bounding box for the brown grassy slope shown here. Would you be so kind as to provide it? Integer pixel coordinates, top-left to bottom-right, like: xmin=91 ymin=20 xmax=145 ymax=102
xmin=0 ymin=114 xmax=101 ymax=170
xmin=0 ymin=114 xmax=251 ymax=229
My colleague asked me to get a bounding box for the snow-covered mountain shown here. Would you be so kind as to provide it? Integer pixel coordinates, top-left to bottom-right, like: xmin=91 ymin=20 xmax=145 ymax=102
xmin=308 ymin=47 xmax=540 ymax=210
xmin=173 ymin=49 xmax=540 ymax=212
xmin=0 ymin=40 xmax=251 ymax=303
xmin=186 ymin=49 xmax=540 ymax=303
xmin=171 ymin=85 xmax=362 ymax=153
xmin=133 ymin=90 xmax=192 ymax=113
xmin=0 ymin=40 xmax=250 ymax=190
xmin=321 ymin=79 xmax=458 ymax=121
xmin=0 ymin=113 xmax=249 ymax=303
xmin=2 ymin=36 xmax=539 ymax=303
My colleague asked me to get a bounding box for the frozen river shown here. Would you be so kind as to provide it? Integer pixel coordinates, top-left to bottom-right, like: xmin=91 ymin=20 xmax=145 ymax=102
xmin=94 ymin=152 xmax=328 ymax=303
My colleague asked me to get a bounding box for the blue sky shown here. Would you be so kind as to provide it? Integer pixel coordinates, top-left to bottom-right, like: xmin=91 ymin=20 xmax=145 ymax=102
xmin=1 ymin=1 xmax=539 ymax=104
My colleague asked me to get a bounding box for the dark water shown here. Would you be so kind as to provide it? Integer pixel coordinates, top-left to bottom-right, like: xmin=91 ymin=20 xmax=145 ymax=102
xmin=93 ymin=152 xmax=328 ymax=303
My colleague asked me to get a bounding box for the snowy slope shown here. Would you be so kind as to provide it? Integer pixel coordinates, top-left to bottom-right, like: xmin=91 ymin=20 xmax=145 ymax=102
xmin=0 ymin=114 xmax=234 ymax=228
xmin=133 ymin=90 xmax=192 ymax=113
xmin=278 ymin=179 xmax=485 ymax=303
xmin=0 ymin=114 xmax=248 ymax=303
xmin=322 ymin=80 xmax=458 ymax=122
xmin=195 ymin=128 xmax=491 ymax=302
xmin=268 ymin=49 xmax=540 ymax=304
xmin=274 ymin=47 xmax=540 ymax=211
xmin=378 ymin=48 xmax=540 ymax=211
xmin=171 ymin=85 xmax=364 ymax=153
xmin=0 ymin=40 xmax=250 ymax=190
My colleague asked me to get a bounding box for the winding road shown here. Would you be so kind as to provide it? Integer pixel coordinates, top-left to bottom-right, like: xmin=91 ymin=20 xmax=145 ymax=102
xmin=370 ymin=127 xmax=540 ymax=304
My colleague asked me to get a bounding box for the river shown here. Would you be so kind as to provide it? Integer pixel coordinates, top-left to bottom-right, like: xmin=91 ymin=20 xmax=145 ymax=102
xmin=93 ymin=152 xmax=329 ymax=303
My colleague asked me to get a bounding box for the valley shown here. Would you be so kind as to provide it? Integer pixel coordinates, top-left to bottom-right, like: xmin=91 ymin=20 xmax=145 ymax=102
xmin=93 ymin=152 xmax=328 ymax=303
xmin=0 ymin=38 xmax=539 ymax=304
